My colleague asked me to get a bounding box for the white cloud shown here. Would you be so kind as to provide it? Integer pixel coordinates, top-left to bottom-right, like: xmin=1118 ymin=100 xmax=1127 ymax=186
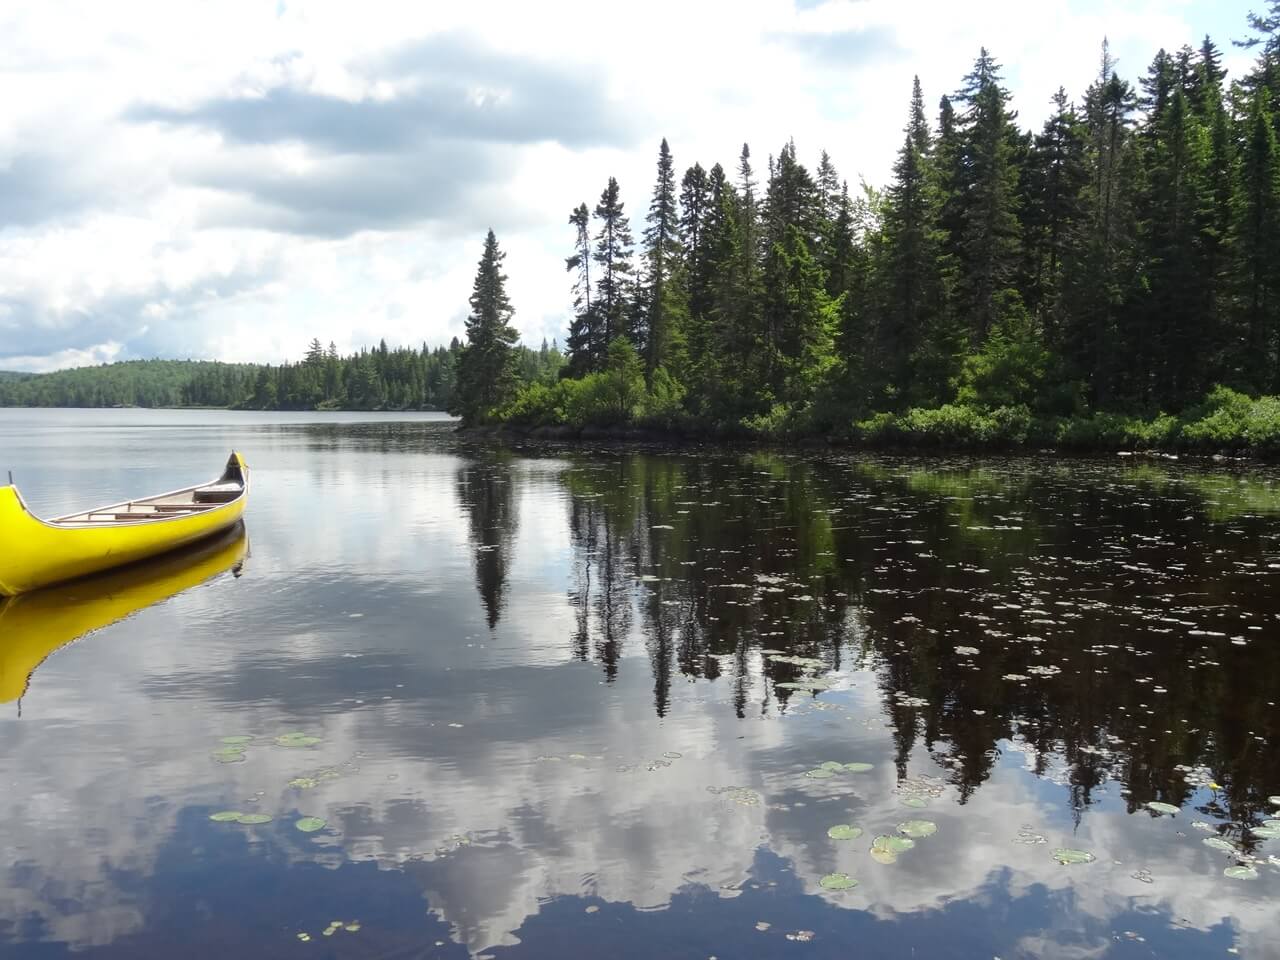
xmin=0 ymin=0 xmax=1259 ymax=370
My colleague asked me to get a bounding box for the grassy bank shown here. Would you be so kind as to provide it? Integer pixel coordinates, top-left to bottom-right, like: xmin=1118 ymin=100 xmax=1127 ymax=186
xmin=484 ymin=383 xmax=1280 ymax=457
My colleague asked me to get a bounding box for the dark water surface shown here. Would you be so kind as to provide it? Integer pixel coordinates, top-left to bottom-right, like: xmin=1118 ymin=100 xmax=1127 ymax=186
xmin=1 ymin=409 xmax=1279 ymax=959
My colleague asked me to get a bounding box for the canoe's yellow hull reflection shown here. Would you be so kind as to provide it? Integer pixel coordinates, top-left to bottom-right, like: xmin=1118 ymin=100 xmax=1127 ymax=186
xmin=0 ymin=523 xmax=248 ymax=703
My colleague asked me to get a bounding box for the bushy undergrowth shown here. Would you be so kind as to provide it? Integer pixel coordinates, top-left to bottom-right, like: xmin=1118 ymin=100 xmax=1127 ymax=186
xmin=492 ymin=374 xmax=1280 ymax=456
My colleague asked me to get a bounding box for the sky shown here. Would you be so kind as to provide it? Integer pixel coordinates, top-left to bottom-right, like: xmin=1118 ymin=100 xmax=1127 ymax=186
xmin=0 ymin=0 xmax=1263 ymax=372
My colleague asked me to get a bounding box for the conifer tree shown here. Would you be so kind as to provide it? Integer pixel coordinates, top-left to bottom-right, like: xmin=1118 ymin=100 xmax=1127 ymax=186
xmin=592 ymin=178 xmax=636 ymax=350
xmin=565 ymin=203 xmax=597 ymax=376
xmin=1236 ymin=90 xmax=1280 ymax=392
xmin=452 ymin=230 xmax=519 ymax=424
xmin=951 ymin=49 xmax=1023 ymax=343
xmin=642 ymin=139 xmax=685 ymax=381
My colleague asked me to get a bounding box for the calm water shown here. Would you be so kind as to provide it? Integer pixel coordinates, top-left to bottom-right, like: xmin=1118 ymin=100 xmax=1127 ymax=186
xmin=1 ymin=409 xmax=1279 ymax=959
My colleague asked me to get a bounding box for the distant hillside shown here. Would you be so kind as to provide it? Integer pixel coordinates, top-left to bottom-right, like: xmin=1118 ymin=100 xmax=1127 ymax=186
xmin=0 ymin=359 xmax=259 ymax=408
xmin=0 ymin=341 xmax=562 ymax=411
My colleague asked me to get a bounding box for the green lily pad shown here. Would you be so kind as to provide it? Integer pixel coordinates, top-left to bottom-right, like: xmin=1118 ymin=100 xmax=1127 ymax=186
xmin=295 ymin=816 xmax=327 ymax=833
xmin=220 ymin=735 xmax=253 ymax=745
xmin=1224 ymin=865 xmax=1258 ymax=880
xmin=875 ymin=834 xmax=916 ymax=854
xmin=344 ymin=922 xmax=361 ymax=932
xmin=289 ymin=777 xmax=320 ymax=789
xmin=275 ymin=733 xmax=322 ymax=748
xmin=778 ymin=680 xmax=832 ymax=691
xmin=1250 ymin=825 xmax=1280 ymax=840
xmin=1203 ymin=837 xmax=1238 ymax=853
xmin=209 ymin=810 xmax=243 ymax=822
xmin=819 ymin=761 xmax=844 ymax=772
xmin=236 ymin=813 xmax=273 ymax=825
xmin=211 ymin=746 xmax=247 ymax=763
xmin=1052 ymin=848 xmax=1095 ymax=865
xmin=842 ymin=762 xmax=873 ymax=773
xmin=898 ymin=820 xmax=938 ymax=839
xmin=819 ymin=872 xmax=858 ymax=890
xmin=899 ymin=796 xmax=928 ymax=808
xmin=871 ymin=834 xmax=916 ymax=864
xmin=827 ymin=824 xmax=863 ymax=841
xmin=1146 ymin=801 xmax=1180 ymax=815
xmin=805 ymin=768 xmax=836 ymax=780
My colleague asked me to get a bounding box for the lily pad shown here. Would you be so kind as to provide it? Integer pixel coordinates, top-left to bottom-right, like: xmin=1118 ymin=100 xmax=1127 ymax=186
xmin=220 ymin=735 xmax=253 ymax=745
xmin=236 ymin=813 xmax=273 ymax=825
xmin=842 ymin=762 xmax=874 ymax=773
xmin=295 ymin=816 xmax=327 ymax=833
xmin=1146 ymin=801 xmax=1180 ymax=815
xmin=827 ymin=824 xmax=863 ymax=841
xmin=209 ymin=811 xmax=243 ymax=822
xmin=344 ymin=922 xmax=361 ymax=932
xmin=871 ymin=834 xmax=915 ymax=863
xmin=898 ymin=820 xmax=938 ymax=839
xmin=289 ymin=777 xmax=320 ymax=789
xmin=1250 ymin=825 xmax=1280 ymax=840
xmin=1203 ymin=837 xmax=1238 ymax=853
xmin=899 ymin=796 xmax=928 ymax=808
xmin=1052 ymin=848 xmax=1095 ymax=865
xmin=1224 ymin=865 xmax=1258 ymax=880
xmin=805 ymin=768 xmax=836 ymax=780
xmin=211 ymin=746 xmax=247 ymax=763
xmin=819 ymin=872 xmax=858 ymax=890
xmin=275 ymin=733 xmax=322 ymax=748
xmin=819 ymin=761 xmax=844 ymax=772
xmin=1269 ymin=796 xmax=1280 ymax=807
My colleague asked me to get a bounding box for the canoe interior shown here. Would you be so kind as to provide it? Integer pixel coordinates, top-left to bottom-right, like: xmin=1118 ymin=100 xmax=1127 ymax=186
xmin=49 ymin=455 xmax=246 ymax=526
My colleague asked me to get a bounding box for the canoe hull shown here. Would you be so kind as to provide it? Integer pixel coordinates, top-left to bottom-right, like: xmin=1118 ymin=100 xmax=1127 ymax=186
xmin=0 ymin=454 xmax=249 ymax=596
xmin=0 ymin=524 xmax=249 ymax=703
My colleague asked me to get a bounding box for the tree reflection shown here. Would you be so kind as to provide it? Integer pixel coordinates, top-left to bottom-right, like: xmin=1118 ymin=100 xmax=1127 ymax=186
xmin=553 ymin=450 xmax=1280 ymax=823
xmin=456 ymin=454 xmax=519 ymax=629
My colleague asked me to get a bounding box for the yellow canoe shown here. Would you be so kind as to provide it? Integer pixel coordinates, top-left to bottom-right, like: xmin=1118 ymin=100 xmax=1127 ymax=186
xmin=0 ymin=524 xmax=248 ymax=704
xmin=0 ymin=451 xmax=249 ymax=596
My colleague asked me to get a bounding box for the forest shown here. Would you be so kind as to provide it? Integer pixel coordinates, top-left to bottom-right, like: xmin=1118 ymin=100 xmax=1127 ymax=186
xmin=0 ymin=341 xmax=562 ymax=411
xmin=454 ymin=7 xmax=1280 ymax=452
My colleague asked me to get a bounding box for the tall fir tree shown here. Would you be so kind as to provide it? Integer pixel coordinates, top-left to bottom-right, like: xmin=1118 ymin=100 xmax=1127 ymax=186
xmin=1235 ymin=90 xmax=1280 ymax=392
xmin=592 ymin=178 xmax=636 ymax=351
xmin=951 ymin=48 xmax=1023 ymax=344
xmin=642 ymin=138 xmax=686 ymax=381
xmin=452 ymin=230 xmax=519 ymax=425
xmin=565 ymin=203 xmax=597 ymax=376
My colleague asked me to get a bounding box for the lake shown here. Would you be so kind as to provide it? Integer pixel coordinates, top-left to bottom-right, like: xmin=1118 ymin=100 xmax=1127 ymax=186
xmin=1 ymin=408 xmax=1278 ymax=959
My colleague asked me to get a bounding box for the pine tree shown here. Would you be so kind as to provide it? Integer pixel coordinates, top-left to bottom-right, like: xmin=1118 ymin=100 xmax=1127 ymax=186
xmin=565 ymin=202 xmax=597 ymax=376
xmin=642 ymin=139 xmax=685 ymax=381
xmin=452 ymin=230 xmax=520 ymax=424
xmin=1062 ymin=43 xmax=1139 ymax=404
xmin=592 ymin=178 xmax=636 ymax=350
xmin=1235 ymin=90 xmax=1280 ymax=392
xmin=1022 ymin=88 xmax=1088 ymax=340
xmin=951 ymin=48 xmax=1023 ymax=343
xmin=877 ymin=76 xmax=947 ymax=399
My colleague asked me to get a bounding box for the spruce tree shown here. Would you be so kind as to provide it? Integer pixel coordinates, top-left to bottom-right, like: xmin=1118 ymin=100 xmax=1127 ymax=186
xmin=1022 ymin=88 xmax=1088 ymax=340
xmin=452 ymin=230 xmax=519 ymax=425
xmin=592 ymin=178 xmax=636 ymax=350
xmin=877 ymin=76 xmax=946 ymax=398
xmin=565 ymin=203 xmax=597 ymax=376
xmin=642 ymin=139 xmax=685 ymax=381
xmin=1235 ymin=90 xmax=1280 ymax=392
xmin=951 ymin=48 xmax=1023 ymax=343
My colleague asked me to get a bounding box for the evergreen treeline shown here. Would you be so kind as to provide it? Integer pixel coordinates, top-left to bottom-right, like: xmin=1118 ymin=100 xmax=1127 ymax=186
xmin=0 ymin=342 xmax=563 ymax=411
xmin=460 ymin=12 xmax=1280 ymax=451
xmin=0 ymin=360 xmax=258 ymax=408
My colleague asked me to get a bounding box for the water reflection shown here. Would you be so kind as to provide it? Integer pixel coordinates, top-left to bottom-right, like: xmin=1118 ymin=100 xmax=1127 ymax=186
xmin=2 ymin=414 xmax=1280 ymax=960
xmin=0 ymin=525 xmax=247 ymax=706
